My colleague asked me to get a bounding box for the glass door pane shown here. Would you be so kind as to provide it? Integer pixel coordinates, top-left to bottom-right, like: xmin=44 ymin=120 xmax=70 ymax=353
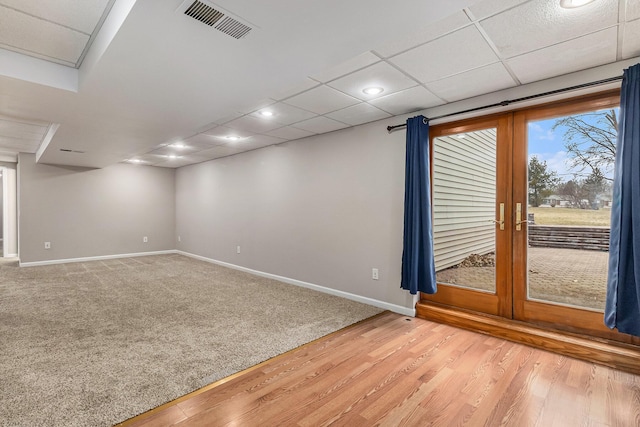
xmin=526 ymin=108 xmax=618 ymax=311
xmin=433 ymin=128 xmax=497 ymax=293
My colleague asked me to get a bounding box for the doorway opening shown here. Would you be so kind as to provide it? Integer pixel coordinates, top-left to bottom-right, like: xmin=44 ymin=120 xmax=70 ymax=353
xmin=421 ymin=90 xmax=638 ymax=344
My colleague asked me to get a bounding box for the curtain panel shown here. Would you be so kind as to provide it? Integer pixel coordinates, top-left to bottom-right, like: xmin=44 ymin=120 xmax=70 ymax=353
xmin=401 ymin=116 xmax=437 ymax=295
xmin=605 ymin=63 xmax=640 ymax=336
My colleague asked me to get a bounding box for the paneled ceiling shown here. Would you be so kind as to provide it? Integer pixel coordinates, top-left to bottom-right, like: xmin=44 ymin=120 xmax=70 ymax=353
xmin=0 ymin=0 xmax=115 ymax=67
xmin=0 ymin=0 xmax=638 ymax=168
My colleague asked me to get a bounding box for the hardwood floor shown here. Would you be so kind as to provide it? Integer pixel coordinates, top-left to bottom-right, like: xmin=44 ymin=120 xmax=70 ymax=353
xmin=120 ymin=311 xmax=640 ymax=427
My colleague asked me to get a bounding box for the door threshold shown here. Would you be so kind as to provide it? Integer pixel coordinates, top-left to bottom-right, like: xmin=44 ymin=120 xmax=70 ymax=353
xmin=416 ymin=300 xmax=640 ymax=374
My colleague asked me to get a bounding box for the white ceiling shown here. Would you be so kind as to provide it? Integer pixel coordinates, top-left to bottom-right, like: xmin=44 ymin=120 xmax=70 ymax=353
xmin=0 ymin=0 xmax=115 ymax=67
xmin=0 ymin=0 xmax=638 ymax=168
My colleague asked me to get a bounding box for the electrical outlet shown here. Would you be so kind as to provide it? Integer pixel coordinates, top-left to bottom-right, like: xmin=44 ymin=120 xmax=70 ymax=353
xmin=178 ymin=235 xmax=181 ymax=242
xmin=236 ymin=246 xmax=241 ymax=254
xmin=44 ymin=242 xmax=51 ymax=250
xmin=372 ymin=268 xmax=379 ymax=280
xmin=143 ymin=236 xmax=148 ymax=243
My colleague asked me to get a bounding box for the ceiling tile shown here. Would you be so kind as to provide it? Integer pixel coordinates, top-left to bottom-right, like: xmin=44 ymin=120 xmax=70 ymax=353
xmin=127 ymin=153 xmax=165 ymax=166
xmin=150 ymin=146 xmax=190 ymax=157
xmin=507 ymin=27 xmax=618 ymax=84
xmin=225 ymin=115 xmax=283 ymax=134
xmin=479 ymin=0 xmax=618 ymax=58
xmin=153 ymin=153 xmax=211 ymax=168
xmin=1 ymin=0 xmax=112 ymax=34
xmin=327 ymin=62 xmax=419 ymax=101
xmin=202 ymin=126 xmax=255 ymax=143
xmin=291 ymin=116 xmax=350 ymax=134
xmin=325 ymin=103 xmax=391 ymax=126
xmin=238 ymin=98 xmax=276 ymax=114
xmin=183 ymin=133 xmax=227 ymax=147
xmin=0 ymin=117 xmax=48 ymax=153
xmin=388 ymin=26 xmax=498 ymax=83
xmin=154 ymin=160 xmax=196 ymax=168
xmin=249 ymin=102 xmax=317 ymax=126
xmin=0 ymin=136 xmax=41 ymax=152
xmin=310 ymin=52 xmax=381 ymax=83
xmin=241 ymin=134 xmax=287 ymax=150
xmin=244 ymin=134 xmax=287 ymax=145
xmin=196 ymin=145 xmax=247 ymax=161
xmin=283 ymin=85 xmax=360 ymax=115
xmin=467 ymin=0 xmax=530 ymax=20
xmin=271 ymin=78 xmax=321 ymax=101
xmin=0 ymin=6 xmax=89 ymax=65
xmin=369 ymin=86 xmax=445 ymax=115
xmin=0 ymin=118 xmax=48 ymax=140
xmin=210 ymin=111 xmax=245 ymax=125
xmin=150 ymin=137 xmax=219 ymax=156
xmin=622 ymin=19 xmax=640 ymax=58
xmin=426 ymin=62 xmax=517 ymax=102
xmin=374 ymin=11 xmax=471 ymax=58
xmin=265 ymin=126 xmax=315 ymax=141
xmin=626 ymin=0 xmax=640 ymax=21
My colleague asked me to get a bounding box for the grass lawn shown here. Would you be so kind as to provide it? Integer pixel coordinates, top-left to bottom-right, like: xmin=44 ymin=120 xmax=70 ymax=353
xmin=528 ymin=206 xmax=611 ymax=226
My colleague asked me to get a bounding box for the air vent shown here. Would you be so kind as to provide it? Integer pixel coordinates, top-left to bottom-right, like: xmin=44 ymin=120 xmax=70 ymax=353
xmin=184 ymin=0 xmax=224 ymax=26
xmin=180 ymin=0 xmax=253 ymax=39
xmin=215 ymin=16 xmax=251 ymax=39
xmin=60 ymin=148 xmax=85 ymax=154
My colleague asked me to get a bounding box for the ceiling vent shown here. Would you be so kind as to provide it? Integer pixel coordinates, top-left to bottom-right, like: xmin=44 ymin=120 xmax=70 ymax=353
xmin=180 ymin=0 xmax=254 ymax=39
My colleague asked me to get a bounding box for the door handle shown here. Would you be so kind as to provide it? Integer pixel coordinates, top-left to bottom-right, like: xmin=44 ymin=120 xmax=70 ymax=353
xmin=515 ymin=203 xmax=526 ymax=231
xmin=488 ymin=203 xmax=505 ymax=230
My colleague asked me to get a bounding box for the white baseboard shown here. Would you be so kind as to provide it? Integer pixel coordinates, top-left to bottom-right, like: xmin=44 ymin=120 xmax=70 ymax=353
xmin=19 ymin=250 xmax=177 ymax=267
xmin=4 ymin=253 xmax=17 ymax=258
xmin=176 ymin=250 xmax=415 ymax=317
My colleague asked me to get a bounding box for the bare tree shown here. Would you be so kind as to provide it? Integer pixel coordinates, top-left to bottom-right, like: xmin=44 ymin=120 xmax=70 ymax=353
xmin=552 ymin=109 xmax=617 ymax=181
xmin=557 ymin=179 xmax=581 ymax=208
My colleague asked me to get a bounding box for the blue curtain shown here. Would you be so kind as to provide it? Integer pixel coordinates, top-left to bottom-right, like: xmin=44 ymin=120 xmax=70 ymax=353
xmin=605 ymin=63 xmax=640 ymax=336
xmin=401 ymin=115 xmax=437 ymax=295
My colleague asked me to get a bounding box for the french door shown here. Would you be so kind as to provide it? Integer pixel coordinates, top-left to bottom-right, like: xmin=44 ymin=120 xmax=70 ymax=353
xmin=422 ymin=90 xmax=638 ymax=343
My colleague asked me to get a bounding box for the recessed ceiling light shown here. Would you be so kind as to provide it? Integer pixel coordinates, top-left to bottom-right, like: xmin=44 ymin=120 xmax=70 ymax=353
xmin=363 ymin=87 xmax=384 ymax=95
xmin=225 ymin=136 xmax=240 ymax=141
xmin=171 ymin=143 xmax=186 ymax=148
xmin=259 ymin=110 xmax=274 ymax=117
xmin=559 ymin=0 xmax=595 ymax=8
xmin=167 ymin=155 xmax=180 ymax=159
xmin=129 ymin=159 xmax=142 ymax=163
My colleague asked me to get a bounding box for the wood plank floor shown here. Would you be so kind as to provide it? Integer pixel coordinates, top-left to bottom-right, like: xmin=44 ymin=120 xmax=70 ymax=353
xmin=120 ymin=312 xmax=640 ymax=427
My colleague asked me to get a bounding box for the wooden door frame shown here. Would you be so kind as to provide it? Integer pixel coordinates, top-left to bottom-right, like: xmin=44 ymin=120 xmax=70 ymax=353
xmin=512 ymin=90 xmax=640 ymax=344
xmin=421 ymin=113 xmax=513 ymax=318
xmin=419 ymin=89 xmax=640 ymax=367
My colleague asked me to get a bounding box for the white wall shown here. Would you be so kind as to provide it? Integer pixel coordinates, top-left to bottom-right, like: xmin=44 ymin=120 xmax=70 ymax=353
xmin=176 ymin=119 xmax=417 ymax=311
xmin=1 ymin=164 xmax=17 ymax=257
xmin=18 ymin=153 xmax=175 ymax=264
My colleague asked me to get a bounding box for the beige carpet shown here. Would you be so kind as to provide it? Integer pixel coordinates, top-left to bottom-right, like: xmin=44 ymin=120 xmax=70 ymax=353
xmin=0 ymin=254 xmax=383 ymax=427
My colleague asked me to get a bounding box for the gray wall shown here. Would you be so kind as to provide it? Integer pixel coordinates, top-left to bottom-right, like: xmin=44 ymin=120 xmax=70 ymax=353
xmin=19 ymin=153 xmax=175 ymax=263
xmin=0 ymin=172 xmax=3 ymax=240
xmin=176 ymin=119 xmax=416 ymax=310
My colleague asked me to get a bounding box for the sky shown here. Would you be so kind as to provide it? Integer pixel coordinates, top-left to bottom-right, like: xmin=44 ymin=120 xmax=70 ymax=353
xmin=527 ymin=108 xmax=618 ymax=182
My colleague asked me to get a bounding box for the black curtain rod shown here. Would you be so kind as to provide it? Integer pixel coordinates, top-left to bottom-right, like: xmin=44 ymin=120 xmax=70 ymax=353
xmin=386 ymin=75 xmax=623 ymax=132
